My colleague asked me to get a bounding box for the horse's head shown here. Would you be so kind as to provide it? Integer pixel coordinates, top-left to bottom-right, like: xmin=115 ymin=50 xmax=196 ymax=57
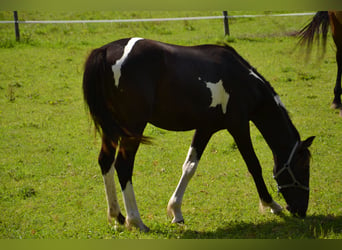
xmin=273 ymin=136 xmax=315 ymax=218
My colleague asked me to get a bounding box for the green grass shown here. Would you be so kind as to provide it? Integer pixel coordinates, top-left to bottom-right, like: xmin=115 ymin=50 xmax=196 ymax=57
xmin=0 ymin=11 xmax=342 ymax=239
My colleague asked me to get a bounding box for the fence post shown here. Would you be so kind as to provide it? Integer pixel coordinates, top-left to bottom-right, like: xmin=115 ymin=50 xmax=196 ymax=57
xmin=223 ymin=11 xmax=230 ymax=36
xmin=13 ymin=11 xmax=20 ymax=42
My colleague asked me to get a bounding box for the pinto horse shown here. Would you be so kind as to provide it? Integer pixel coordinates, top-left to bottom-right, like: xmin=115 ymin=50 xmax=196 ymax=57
xmin=83 ymin=38 xmax=315 ymax=232
xmin=298 ymin=11 xmax=342 ymax=113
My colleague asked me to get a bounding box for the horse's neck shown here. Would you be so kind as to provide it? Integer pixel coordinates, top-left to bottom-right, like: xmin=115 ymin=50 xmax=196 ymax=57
xmin=252 ymin=103 xmax=299 ymax=162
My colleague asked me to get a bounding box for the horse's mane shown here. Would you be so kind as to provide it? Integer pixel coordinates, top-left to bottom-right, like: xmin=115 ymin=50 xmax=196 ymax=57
xmin=220 ymin=43 xmax=301 ymax=140
xmin=220 ymin=43 xmax=279 ymax=98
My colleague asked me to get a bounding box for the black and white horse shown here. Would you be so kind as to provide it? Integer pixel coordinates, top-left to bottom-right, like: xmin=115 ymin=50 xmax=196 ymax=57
xmin=83 ymin=38 xmax=315 ymax=232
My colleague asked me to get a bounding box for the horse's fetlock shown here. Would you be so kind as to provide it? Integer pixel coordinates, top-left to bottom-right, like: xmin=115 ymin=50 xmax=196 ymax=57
xmin=167 ymin=199 xmax=184 ymax=223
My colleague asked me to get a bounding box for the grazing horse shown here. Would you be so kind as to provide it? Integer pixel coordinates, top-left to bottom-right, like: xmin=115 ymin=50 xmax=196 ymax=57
xmin=83 ymin=38 xmax=315 ymax=232
xmin=298 ymin=11 xmax=342 ymax=113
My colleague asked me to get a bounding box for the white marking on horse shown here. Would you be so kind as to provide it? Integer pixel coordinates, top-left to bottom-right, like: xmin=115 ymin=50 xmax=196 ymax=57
xmin=112 ymin=37 xmax=143 ymax=87
xmin=274 ymin=95 xmax=286 ymax=109
xmin=122 ymin=181 xmax=149 ymax=231
xmin=204 ymin=80 xmax=229 ymax=114
xmin=103 ymin=164 xmax=122 ymax=223
xmin=167 ymin=146 xmax=199 ymax=223
xmin=248 ymin=68 xmax=286 ymax=109
xmin=249 ymin=69 xmax=265 ymax=83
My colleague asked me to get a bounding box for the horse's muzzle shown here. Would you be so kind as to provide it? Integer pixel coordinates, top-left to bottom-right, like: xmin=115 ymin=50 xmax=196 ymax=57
xmin=286 ymin=205 xmax=307 ymax=218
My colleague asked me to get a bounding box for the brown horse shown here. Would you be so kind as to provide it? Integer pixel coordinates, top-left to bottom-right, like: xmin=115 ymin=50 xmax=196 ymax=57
xmin=298 ymin=11 xmax=342 ymax=116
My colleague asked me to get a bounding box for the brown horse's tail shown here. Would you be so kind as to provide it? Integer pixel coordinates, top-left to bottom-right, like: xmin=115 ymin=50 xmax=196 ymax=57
xmin=83 ymin=47 xmax=151 ymax=149
xmin=297 ymin=11 xmax=330 ymax=55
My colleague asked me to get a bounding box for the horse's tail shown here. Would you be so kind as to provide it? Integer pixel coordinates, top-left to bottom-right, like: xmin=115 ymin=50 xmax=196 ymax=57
xmin=83 ymin=47 xmax=151 ymax=149
xmin=297 ymin=11 xmax=330 ymax=54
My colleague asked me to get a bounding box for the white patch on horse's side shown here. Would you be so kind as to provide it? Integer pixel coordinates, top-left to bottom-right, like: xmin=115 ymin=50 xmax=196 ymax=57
xmin=112 ymin=37 xmax=143 ymax=88
xmin=122 ymin=181 xmax=149 ymax=231
xmin=167 ymin=146 xmax=199 ymax=223
xmin=204 ymin=80 xmax=230 ymax=114
xmin=249 ymin=69 xmax=265 ymax=83
xmin=274 ymin=94 xmax=286 ymax=109
xmin=103 ymin=164 xmax=121 ymax=222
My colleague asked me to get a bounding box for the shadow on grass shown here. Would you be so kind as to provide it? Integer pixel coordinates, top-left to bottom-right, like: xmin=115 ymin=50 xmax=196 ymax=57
xmin=182 ymin=214 xmax=342 ymax=239
xmin=151 ymin=214 xmax=342 ymax=239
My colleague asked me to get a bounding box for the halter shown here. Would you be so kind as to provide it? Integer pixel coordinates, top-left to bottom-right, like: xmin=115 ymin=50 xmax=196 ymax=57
xmin=273 ymin=141 xmax=309 ymax=192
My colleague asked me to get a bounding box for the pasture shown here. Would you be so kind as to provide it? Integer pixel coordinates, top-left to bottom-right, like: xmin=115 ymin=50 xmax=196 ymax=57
xmin=0 ymin=11 xmax=341 ymax=239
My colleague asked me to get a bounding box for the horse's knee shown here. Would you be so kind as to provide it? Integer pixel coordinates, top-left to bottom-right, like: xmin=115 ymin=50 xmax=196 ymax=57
xmin=182 ymin=146 xmax=199 ymax=178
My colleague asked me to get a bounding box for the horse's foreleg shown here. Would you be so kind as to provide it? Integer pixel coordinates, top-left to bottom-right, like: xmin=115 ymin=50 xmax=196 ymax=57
xmin=332 ymin=48 xmax=342 ymax=110
xmin=167 ymin=130 xmax=212 ymax=224
xmin=115 ymin=138 xmax=149 ymax=232
xmin=228 ymin=124 xmax=283 ymax=215
xmin=99 ymin=137 xmax=125 ymax=226
xmin=167 ymin=146 xmax=198 ymax=223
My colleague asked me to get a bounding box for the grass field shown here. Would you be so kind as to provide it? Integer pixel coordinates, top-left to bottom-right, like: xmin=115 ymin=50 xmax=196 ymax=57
xmin=0 ymin=11 xmax=342 ymax=239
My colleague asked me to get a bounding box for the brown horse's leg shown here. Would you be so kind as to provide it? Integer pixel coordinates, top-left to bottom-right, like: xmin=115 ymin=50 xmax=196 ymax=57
xmin=329 ymin=11 xmax=342 ymax=110
xmin=331 ymin=47 xmax=342 ymax=109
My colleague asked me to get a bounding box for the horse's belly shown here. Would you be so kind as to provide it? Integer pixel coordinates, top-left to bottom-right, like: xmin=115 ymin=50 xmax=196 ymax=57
xmin=149 ymin=113 xmax=199 ymax=131
xmin=149 ymin=105 xmax=225 ymax=132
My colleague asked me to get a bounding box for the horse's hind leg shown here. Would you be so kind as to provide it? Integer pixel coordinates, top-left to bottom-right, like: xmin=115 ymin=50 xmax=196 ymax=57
xmin=99 ymin=136 xmax=125 ymax=226
xmin=167 ymin=129 xmax=213 ymax=224
xmin=114 ymin=136 xmax=149 ymax=232
xmin=329 ymin=12 xmax=342 ymax=111
xmin=331 ymin=47 xmax=342 ymax=110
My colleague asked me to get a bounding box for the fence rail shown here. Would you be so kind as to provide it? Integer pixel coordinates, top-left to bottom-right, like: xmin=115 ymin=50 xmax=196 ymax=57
xmin=0 ymin=11 xmax=315 ymax=41
xmin=0 ymin=15 xmax=225 ymax=24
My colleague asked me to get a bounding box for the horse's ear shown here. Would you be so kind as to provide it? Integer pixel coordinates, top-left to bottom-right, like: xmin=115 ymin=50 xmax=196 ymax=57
xmin=302 ymin=136 xmax=315 ymax=148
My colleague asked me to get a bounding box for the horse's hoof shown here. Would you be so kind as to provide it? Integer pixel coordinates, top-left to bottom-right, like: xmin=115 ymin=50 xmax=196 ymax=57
xmin=117 ymin=213 xmax=126 ymax=225
xmin=140 ymin=224 xmax=150 ymax=232
xmin=172 ymin=219 xmax=185 ymax=224
xmin=260 ymin=200 xmax=283 ymax=214
xmin=126 ymin=222 xmax=150 ymax=232
xmin=330 ymin=103 xmax=342 ymax=109
xmin=271 ymin=206 xmax=284 ymax=215
xmin=125 ymin=217 xmax=150 ymax=232
xmin=108 ymin=212 xmax=126 ymax=225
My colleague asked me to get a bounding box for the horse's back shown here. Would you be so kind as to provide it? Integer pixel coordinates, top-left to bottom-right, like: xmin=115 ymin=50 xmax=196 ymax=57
xmin=98 ymin=38 xmax=260 ymax=131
